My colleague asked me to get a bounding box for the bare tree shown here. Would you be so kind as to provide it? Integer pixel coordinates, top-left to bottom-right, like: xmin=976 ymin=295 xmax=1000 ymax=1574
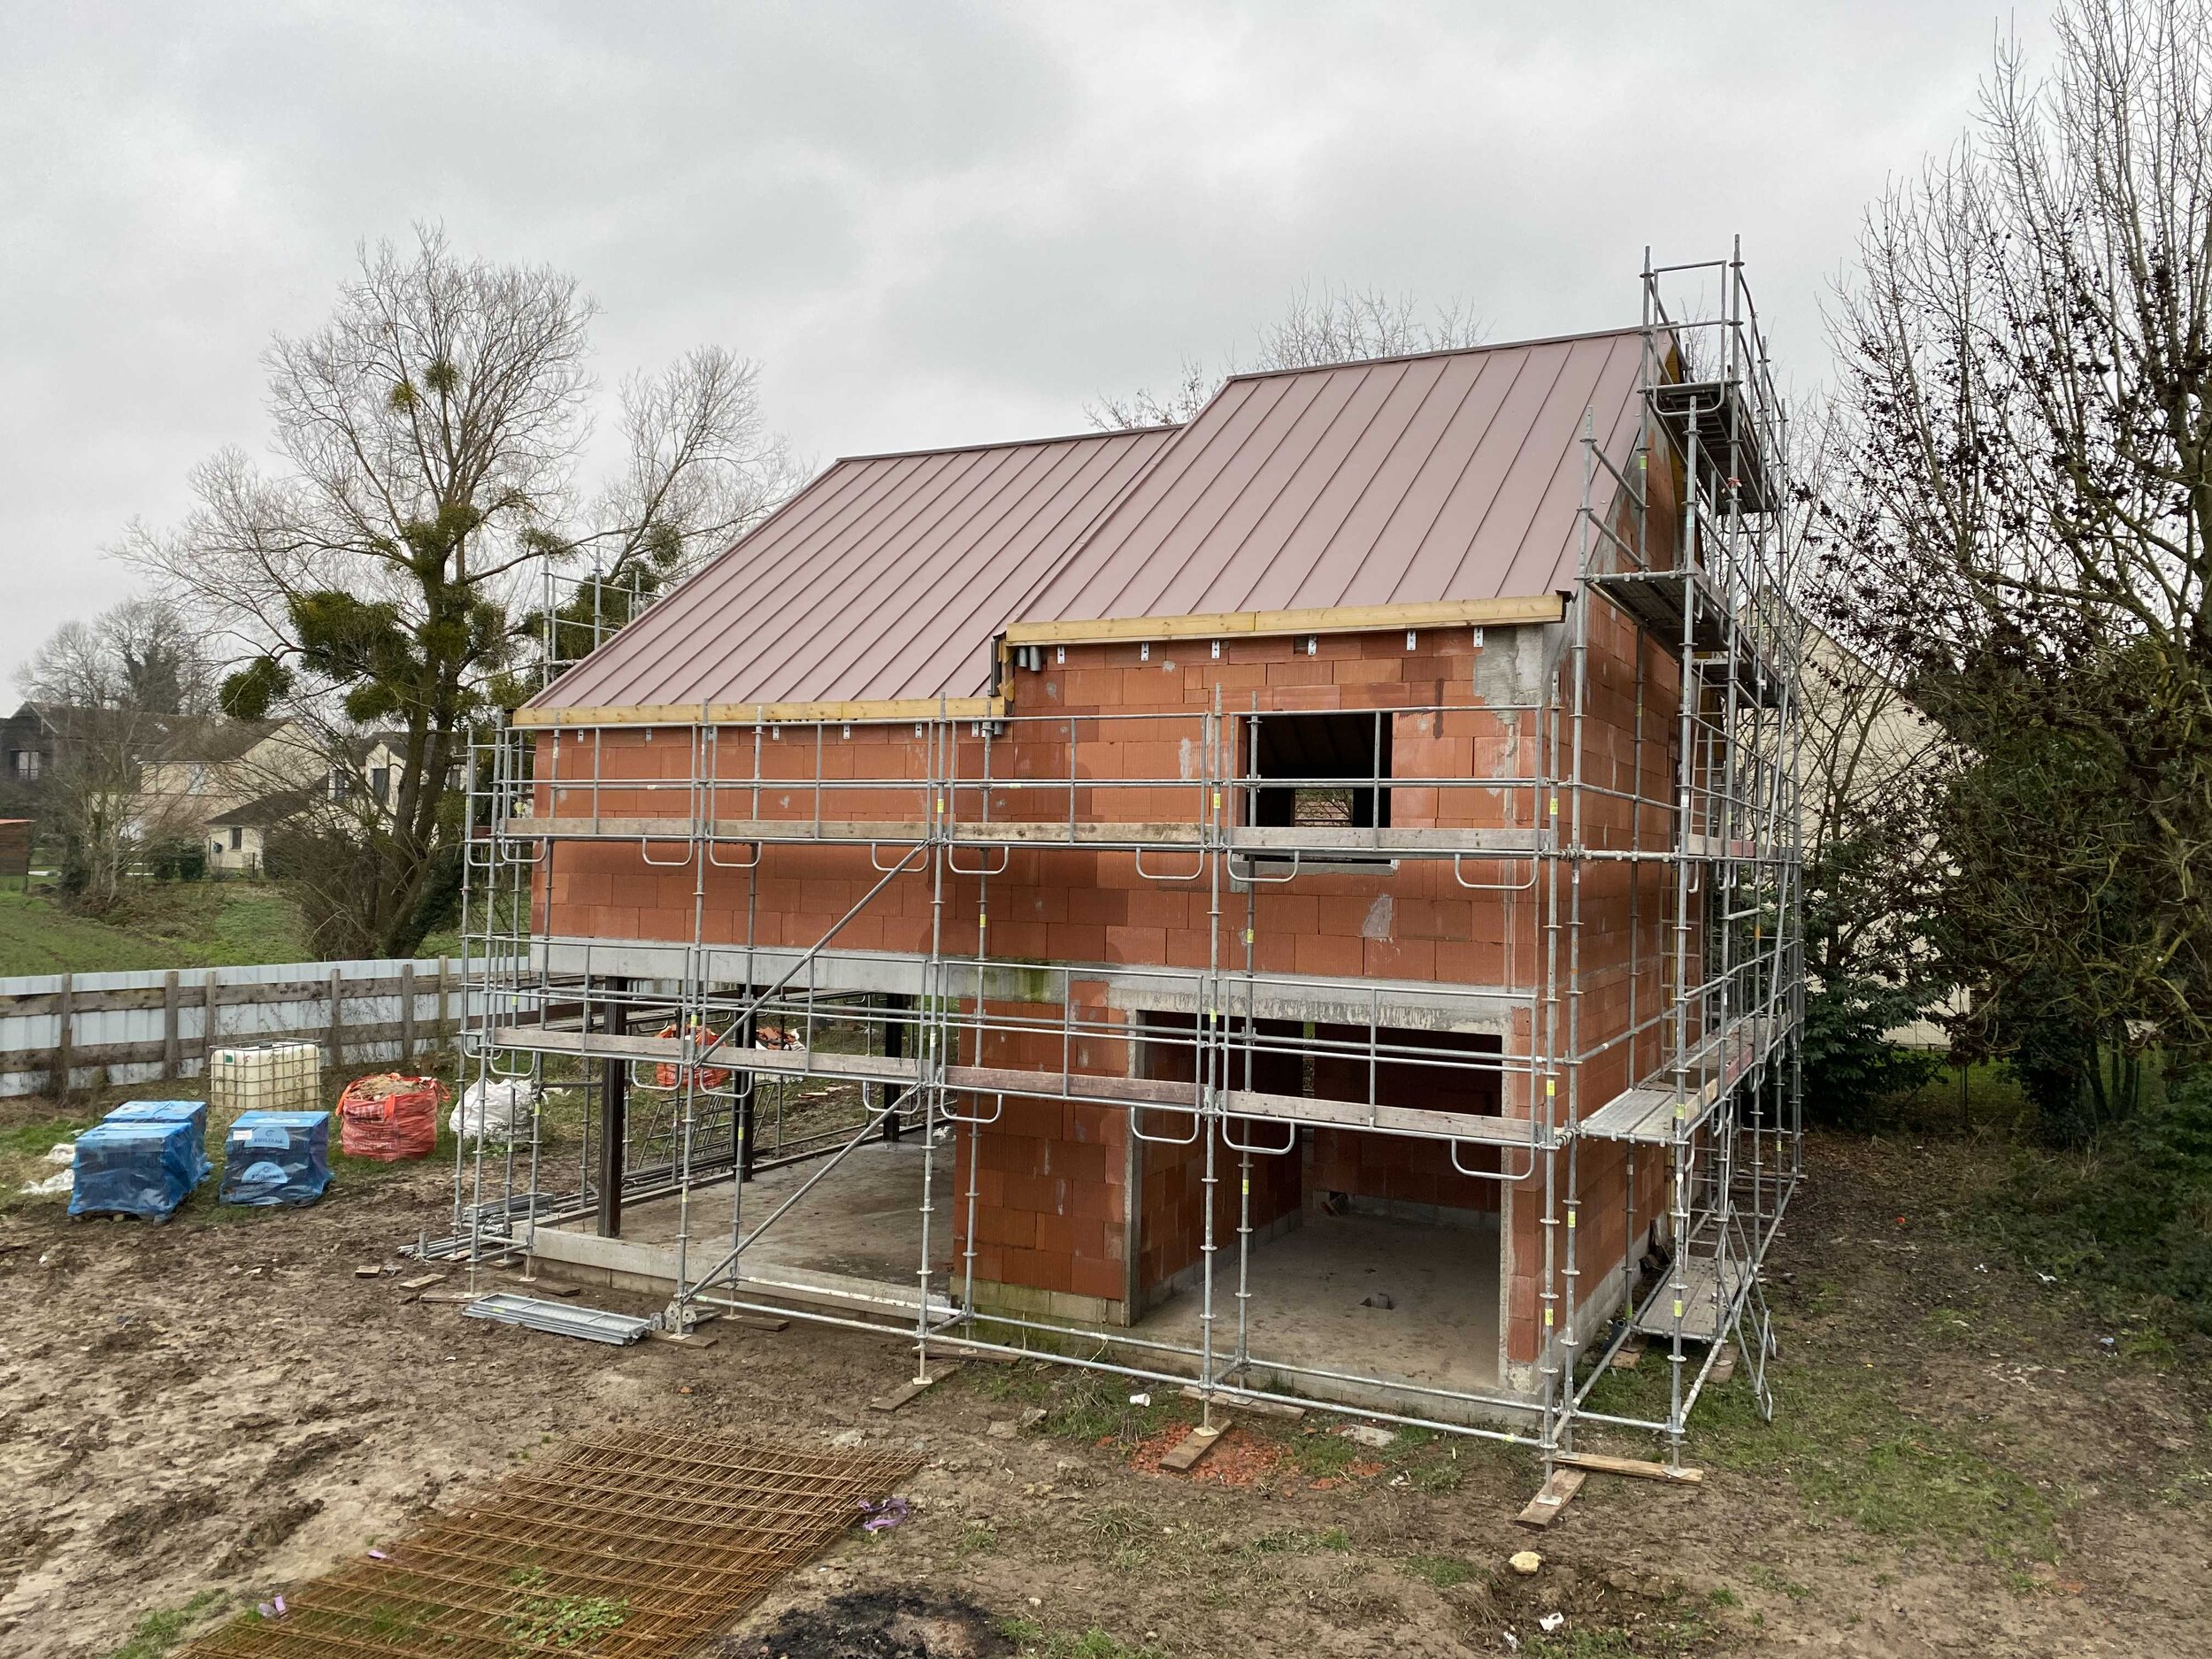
xmin=1824 ymin=0 xmax=2212 ymax=1123
xmin=121 ymin=226 xmax=794 ymax=956
xmin=1087 ymin=280 xmax=1486 ymax=427
xmin=18 ymin=597 xmax=212 ymax=910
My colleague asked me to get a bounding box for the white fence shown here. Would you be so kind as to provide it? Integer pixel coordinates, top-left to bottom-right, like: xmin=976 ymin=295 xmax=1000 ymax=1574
xmin=0 ymin=957 xmax=465 ymax=1098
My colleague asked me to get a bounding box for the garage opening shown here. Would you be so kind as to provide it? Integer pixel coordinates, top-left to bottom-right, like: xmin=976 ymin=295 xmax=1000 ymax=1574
xmin=1129 ymin=1013 xmax=1506 ymax=1399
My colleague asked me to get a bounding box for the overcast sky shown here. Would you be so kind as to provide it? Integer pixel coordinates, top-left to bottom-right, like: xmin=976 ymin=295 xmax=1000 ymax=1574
xmin=1 ymin=2 xmax=2041 ymax=680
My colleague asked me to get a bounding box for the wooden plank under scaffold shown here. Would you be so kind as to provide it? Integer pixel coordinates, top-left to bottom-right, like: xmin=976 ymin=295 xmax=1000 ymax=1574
xmin=1515 ymin=1467 xmax=1587 ymax=1528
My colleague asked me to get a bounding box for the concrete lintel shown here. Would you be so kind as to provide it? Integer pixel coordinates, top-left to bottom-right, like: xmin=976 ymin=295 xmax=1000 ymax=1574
xmin=533 ymin=939 xmax=1525 ymax=1035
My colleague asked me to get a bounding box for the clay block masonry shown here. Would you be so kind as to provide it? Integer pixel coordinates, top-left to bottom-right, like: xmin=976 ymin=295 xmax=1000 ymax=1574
xmin=449 ymin=254 xmax=1803 ymax=1463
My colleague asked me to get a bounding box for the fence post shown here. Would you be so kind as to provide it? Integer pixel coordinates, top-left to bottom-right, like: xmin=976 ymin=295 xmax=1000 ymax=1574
xmin=163 ymin=971 xmax=180 ymax=1079
xmin=53 ymin=972 xmax=72 ymax=1101
xmin=204 ymin=968 xmax=221 ymax=1065
xmin=437 ymin=956 xmax=451 ymax=1050
xmin=401 ymin=962 xmax=416 ymax=1067
xmin=326 ymin=967 xmax=344 ymax=1072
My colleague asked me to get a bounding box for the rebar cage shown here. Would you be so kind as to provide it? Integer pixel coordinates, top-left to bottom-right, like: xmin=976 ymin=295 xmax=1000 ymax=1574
xmin=435 ymin=250 xmax=1804 ymax=1473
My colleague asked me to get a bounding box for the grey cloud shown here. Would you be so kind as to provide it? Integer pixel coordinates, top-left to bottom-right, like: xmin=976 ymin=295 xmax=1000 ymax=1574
xmin=0 ymin=1 xmax=2040 ymax=674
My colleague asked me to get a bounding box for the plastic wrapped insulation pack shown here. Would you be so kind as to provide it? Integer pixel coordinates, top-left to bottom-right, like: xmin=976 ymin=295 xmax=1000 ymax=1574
xmin=103 ymin=1100 xmax=212 ymax=1186
xmin=67 ymin=1118 xmax=205 ymax=1220
xmin=219 ymin=1110 xmax=334 ymax=1207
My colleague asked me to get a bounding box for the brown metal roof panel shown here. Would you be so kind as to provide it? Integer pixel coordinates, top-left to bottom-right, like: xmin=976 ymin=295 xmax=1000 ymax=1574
xmin=1020 ymin=374 xmax=1301 ymax=623
xmin=531 ymin=427 xmax=1176 ymax=712
xmin=1012 ymin=328 xmax=1649 ymax=631
xmin=1478 ymin=334 xmax=1647 ymax=598
xmin=1222 ymin=354 xmax=1483 ymax=611
xmin=540 ymin=453 xmax=926 ymax=711
xmin=1146 ymin=357 xmax=1433 ymax=617
xmin=1326 ymin=348 xmax=1532 ymax=606
xmin=833 ymin=434 xmax=1168 ymax=700
xmin=1392 ymin=337 xmax=1604 ymax=605
xmin=742 ymin=443 xmax=1040 ymax=699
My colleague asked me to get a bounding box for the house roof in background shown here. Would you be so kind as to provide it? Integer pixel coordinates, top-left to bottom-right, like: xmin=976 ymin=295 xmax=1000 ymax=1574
xmin=520 ymin=327 xmax=1649 ymax=721
xmin=150 ymin=718 xmax=288 ymax=764
xmin=204 ymin=784 xmax=319 ymax=828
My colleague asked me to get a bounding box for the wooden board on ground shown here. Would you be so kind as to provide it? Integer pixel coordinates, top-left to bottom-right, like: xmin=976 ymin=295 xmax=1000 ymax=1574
xmin=1710 ymin=1342 xmax=1738 ymax=1383
xmin=1515 ymin=1467 xmax=1587 ymax=1529
xmin=518 ymin=1279 xmax=581 ymax=1298
xmin=1609 ymin=1333 xmax=1647 ymax=1370
xmin=1179 ymin=1386 xmax=1305 ymax=1419
xmin=869 ymin=1365 xmax=958 ymax=1412
xmin=647 ymin=1328 xmax=718 ymax=1348
xmin=1556 ymin=1451 xmax=1703 ymax=1486
xmin=933 ymin=1342 xmax=1018 ymax=1363
xmin=725 ymin=1311 xmax=789 ymax=1333
xmin=396 ymin=1273 xmax=446 ymax=1291
xmin=418 ymin=1289 xmax=489 ymax=1305
xmin=1159 ymin=1424 xmax=1224 ymax=1472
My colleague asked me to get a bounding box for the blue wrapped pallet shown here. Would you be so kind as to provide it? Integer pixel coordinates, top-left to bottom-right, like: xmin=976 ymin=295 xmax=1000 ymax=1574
xmin=68 ymin=1119 xmax=205 ymax=1221
xmin=104 ymin=1100 xmax=211 ymax=1186
xmin=220 ymin=1110 xmax=334 ymax=1207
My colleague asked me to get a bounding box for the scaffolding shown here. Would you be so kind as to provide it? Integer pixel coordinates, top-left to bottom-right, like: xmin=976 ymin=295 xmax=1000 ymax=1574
xmin=434 ymin=249 xmax=1803 ymax=1473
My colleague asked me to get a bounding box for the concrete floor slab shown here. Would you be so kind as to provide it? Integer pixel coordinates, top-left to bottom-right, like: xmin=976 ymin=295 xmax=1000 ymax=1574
xmin=1134 ymin=1210 xmax=1504 ymax=1401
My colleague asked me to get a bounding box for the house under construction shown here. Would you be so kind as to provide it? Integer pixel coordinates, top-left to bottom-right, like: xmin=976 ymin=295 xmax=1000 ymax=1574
xmin=447 ymin=250 xmax=1803 ymax=1471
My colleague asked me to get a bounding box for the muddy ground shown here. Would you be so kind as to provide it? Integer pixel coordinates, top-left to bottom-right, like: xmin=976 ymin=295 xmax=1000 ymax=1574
xmin=3 ymin=1102 xmax=2209 ymax=1659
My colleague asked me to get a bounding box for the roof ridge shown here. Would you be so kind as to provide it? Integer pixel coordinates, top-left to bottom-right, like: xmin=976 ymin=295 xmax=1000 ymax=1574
xmin=834 ymin=423 xmax=1182 ymax=466
xmin=1215 ymin=324 xmax=1648 ymax=388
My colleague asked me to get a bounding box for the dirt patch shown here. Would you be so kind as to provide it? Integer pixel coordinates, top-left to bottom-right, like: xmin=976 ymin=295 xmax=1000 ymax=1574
xmin=100 ymin=1488 xmax=223 ymax=1557
xmin=213 ymin=1500 xmax=323 ymax=1574
xmin=723 ymin=1590 xmax=1011 ymax=1658
xmin=2 ymin=1123 xmax=2210 ymax=1657
xmin=1125 ymin=1425 xmax=1284 ymax=1487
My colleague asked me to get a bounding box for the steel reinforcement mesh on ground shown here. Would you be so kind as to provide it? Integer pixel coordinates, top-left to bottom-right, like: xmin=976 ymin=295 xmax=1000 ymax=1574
xmin=180 ymin=1428 xmax=920 ymax=1658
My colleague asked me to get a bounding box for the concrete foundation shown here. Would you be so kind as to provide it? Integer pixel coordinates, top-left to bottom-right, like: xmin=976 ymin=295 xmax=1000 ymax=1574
xmin=521 ymin=1133 xmax=1528 ymax=1423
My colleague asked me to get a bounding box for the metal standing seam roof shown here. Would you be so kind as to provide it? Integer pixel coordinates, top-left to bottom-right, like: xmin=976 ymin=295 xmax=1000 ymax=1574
xmin=524 ymin=327 xmax=1648 ymax=718
xmin=1013 ymin=328 xmax=1647 ymax=626
xmin=529 ymin=426 xmax=1176 ymax=715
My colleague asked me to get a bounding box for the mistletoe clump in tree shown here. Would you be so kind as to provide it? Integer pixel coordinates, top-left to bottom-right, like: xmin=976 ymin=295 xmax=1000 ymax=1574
xmin=127 ymin=225 xmax=795 ymax=957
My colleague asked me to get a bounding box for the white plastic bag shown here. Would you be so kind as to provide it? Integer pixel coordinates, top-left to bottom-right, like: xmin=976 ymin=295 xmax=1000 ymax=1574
xmin=449 ymin=1079 xmax=539 ymax=1142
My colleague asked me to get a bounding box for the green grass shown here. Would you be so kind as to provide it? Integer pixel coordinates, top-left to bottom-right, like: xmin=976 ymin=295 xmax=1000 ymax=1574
xmin=1034 ymin=1373 xmax=1194 ymax=1449
xmin=1000 ymin=1618 xmax=1165 ymax=1659
xmin=1398 ymin=1553 xmax=1477 ymax=1587
xmin=0 ymin=882 xmax=313 ymax=977
xmin=502 ymin=1592 xmax=628 ymax=1649
xmin=107 ymin=1592 xmax=227 ymax=1659
xmin=1580 ymin=1349 xmax=2055 ymax=1562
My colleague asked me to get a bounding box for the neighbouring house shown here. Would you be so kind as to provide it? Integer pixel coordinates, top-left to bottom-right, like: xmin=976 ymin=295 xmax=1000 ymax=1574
xmin=139 ymin=722 xmax=412 ymax=872
xmin=465 ymin=270 xmax=1805 ymax=1439
xmin=134 ymin=718 xmax=319 ymax=853
xmin=203 ymin=786 xmax=319 ymax=875
xmin=0 ymin=703 xmax=60 ymax=810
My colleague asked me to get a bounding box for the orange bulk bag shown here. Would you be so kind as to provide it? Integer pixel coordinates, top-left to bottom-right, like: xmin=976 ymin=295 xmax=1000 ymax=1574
xmin=654 ymin=1025 xmax=733 ymax=1092
xmin=336 ymin=1073 xmax=446 ymax=1161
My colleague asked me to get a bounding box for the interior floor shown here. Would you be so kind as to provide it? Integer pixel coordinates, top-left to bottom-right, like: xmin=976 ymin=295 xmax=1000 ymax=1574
xmin=1133 ymin=1209 xmax=1503 ymax=1394
xmin=557 ymin=1138 xmax=950 ymax=1286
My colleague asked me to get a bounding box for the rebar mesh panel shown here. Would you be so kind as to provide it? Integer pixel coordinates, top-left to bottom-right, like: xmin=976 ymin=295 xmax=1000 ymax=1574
xmin=180 ymin=1429 xmax=918 ymax=1659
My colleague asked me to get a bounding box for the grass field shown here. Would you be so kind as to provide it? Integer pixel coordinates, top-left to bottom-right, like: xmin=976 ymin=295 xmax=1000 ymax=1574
xmin=0 ymin=882 xmax=312 ymax=977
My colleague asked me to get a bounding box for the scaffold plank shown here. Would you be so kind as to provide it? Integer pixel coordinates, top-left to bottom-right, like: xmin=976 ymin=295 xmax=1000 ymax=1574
xmin=1577 ymin=1087 xmax=1686 ymax=1144
xmin=1629 ymin=1257 xmax=1730 ymax=1343
xmin=503 ymin=815 xmax=1546 ymax=857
